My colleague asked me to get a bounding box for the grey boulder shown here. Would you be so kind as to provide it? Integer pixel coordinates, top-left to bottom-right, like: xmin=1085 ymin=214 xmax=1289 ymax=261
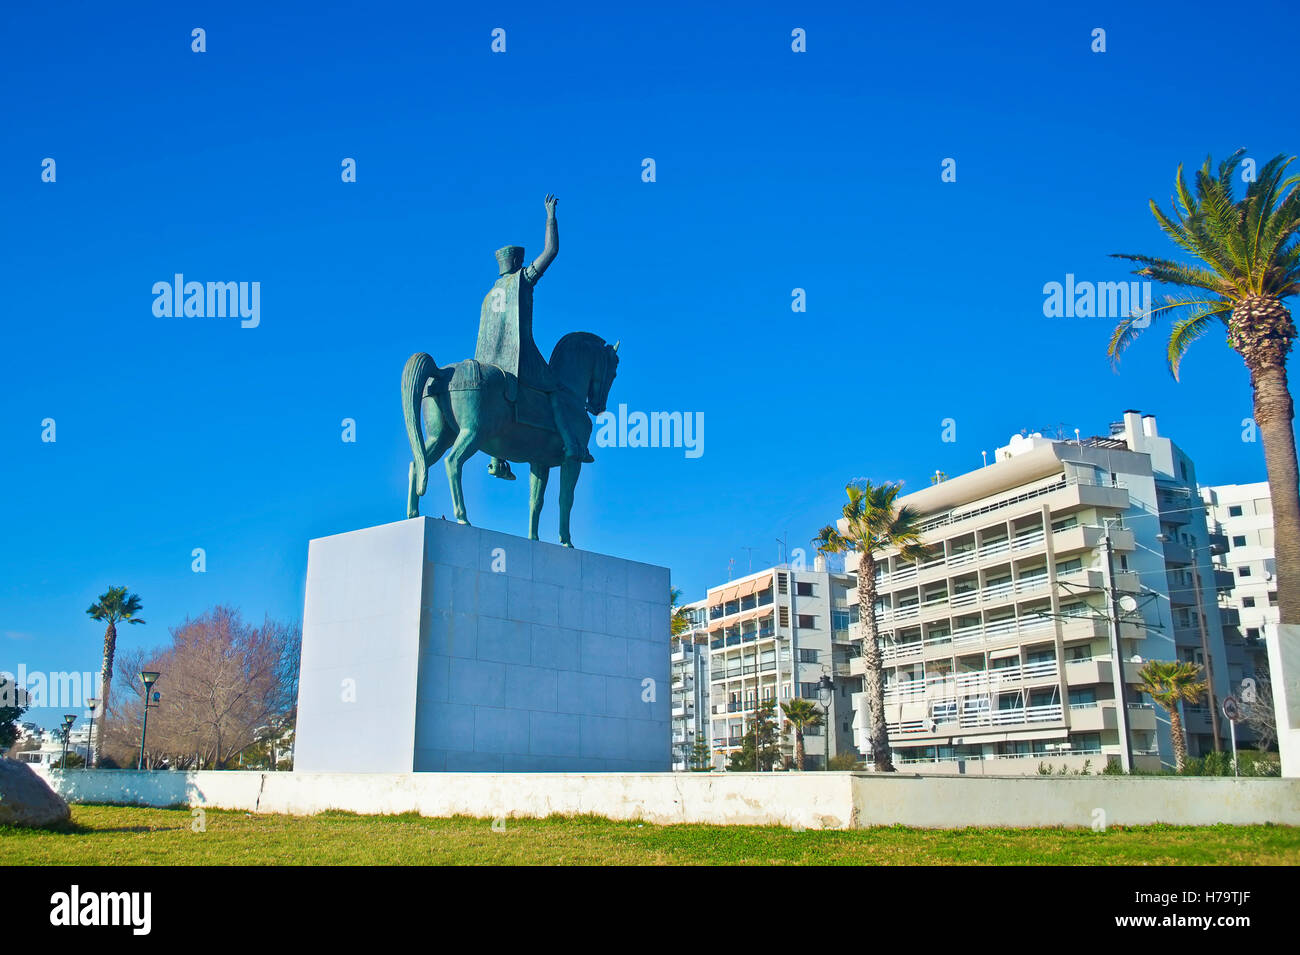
xmin=0 ymin=759 xmax=71 ymax=828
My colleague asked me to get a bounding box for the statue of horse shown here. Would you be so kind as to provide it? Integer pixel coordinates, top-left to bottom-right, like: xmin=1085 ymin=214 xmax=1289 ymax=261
xmin=402 ymin=333 xmax=619 ymax=547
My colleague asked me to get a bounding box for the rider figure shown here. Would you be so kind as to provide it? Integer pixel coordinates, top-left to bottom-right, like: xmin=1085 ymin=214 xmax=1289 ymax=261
xmin=474 ymin=194 xmax=594 ymax=480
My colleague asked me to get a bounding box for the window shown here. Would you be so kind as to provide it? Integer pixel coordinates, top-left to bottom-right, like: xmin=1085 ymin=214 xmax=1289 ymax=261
xmin=797 ymin=582 xmax=813 ymax=597
xmin=1233 ymin=535 xmax=1248 ymax=547
xmin=798 ymin=682 xmax=821 ymax=700
xmin=1246 ymin=628 xmax=1260 ymax=640
xmin=832 ymin=610 xmax=851 ymax=631
xmin=797 ymin=614 xmax=815 ymax=629
xmin=798 ymin=648 xmax=819 ymax=663
xmin=1269 ymin=592 xmax=1279 ymax=606
xmin=1228 ymin=505 xmax=1243 ymax=517
xmin=1239 ymin=566 xmax=1252 ymax=577
xmin=1243 ymin=597 xmax=1256 ymax=608
xmin=1069 ymin=687 xmax=1097 ymax=706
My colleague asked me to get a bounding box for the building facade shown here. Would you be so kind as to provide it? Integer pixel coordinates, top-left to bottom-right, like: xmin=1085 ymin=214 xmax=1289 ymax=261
xmin=845 ymin=410 xmax=1230 ymax=774
xmin=673 ymin=564 xmax=859 ymax=770
xmin=670 ymin=619 xmax=710 ymax=771
xmin=1201 ymin=482 xmax=1277 ymax=749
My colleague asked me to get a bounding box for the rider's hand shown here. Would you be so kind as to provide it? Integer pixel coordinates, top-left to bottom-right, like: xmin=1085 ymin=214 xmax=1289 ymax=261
xmin=544 ymin=194 xmax=558 ymax=215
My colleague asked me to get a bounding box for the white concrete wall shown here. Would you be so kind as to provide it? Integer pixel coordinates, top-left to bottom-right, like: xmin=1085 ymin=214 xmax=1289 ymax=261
xmin=37 ymin=768 xmax=1300 ymax=830
xmin=1267 ymin=623 xmax=1300 ymax=777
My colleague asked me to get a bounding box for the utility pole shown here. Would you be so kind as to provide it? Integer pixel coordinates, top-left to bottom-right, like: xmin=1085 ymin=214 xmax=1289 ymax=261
xmin=1101 ymin=526 xmax=1134 ymax=773
xmin=1189 ymin=543 xmax=1224 ymax=751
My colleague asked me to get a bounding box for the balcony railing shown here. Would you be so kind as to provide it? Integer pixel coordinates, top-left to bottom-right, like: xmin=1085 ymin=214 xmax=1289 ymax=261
xmin=884 ymin=702 xmax=1063 ymax=735
xmin=882 ymin=659 xmax=1058 ymax=703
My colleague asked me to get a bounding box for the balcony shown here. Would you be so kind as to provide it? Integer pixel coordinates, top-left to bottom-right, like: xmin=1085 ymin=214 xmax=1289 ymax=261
xmin=1063 ymin=656 xmax=1144 ymax=687
xmin=915 ymin=477 xmax=1129 ymax=538
xmin=885 ymin=702 xmax=1064 ymax=735
xmin=882 ymin=659 xmax=1059 ymax=705
xmin=1052 ymin=523 xmax=1136 ymax=557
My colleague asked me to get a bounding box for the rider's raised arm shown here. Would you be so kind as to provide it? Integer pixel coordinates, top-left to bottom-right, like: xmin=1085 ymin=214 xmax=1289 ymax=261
xmin=525 ymin=194 xmax=558 ymax=283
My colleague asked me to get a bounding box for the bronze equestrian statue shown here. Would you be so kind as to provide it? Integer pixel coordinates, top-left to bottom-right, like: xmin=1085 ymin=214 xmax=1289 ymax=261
xmin=402 ymin=195 xmax=620 ymax=547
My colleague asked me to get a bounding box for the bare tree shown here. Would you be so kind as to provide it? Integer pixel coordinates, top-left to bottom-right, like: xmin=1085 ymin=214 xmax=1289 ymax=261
xmin=102 ymin=607 xmax=300 ymax=769
xmin=1245 ymin=670 xmax=1278 ymax=751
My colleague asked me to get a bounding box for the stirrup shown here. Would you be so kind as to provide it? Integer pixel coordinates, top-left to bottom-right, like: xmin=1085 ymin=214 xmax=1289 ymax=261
xmin=488 ymin=460 xmax=517 ymax=480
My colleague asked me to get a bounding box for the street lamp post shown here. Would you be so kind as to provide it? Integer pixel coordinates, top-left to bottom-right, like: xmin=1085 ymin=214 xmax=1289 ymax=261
xmin=60 ymin=714 xmax=76 ymax=769
xmin=817 ymin=674 xmax=835 ymax=770
xmin=85 ymin=697 xmax=99 ymax=769
xmin=137 ymin=671 xmax=160 ymax=770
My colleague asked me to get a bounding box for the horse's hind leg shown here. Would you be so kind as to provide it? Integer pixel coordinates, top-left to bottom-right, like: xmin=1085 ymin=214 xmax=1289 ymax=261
xmin=444 ymin=429 xmax=481 ymax=524
xmin=408 ymin=427 xmax=456 ymax=518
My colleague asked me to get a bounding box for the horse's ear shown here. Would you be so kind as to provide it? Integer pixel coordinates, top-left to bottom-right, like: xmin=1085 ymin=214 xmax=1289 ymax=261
xmin=613 ymin=340 xmax=620 ymax=353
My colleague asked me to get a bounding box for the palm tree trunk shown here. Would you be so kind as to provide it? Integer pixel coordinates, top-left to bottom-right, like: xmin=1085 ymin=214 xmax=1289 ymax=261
xmin=1169 ymin=706 xmax=1188 ymax=773
xmin=795 ymin=729 xmax=805 ymax=771
xmin=1250 ymin=359 xmax=1300 ymax=625
xmin=859 ymin=557 xmax=894 ymax=771
xmin=94 ymin=621 xmax=117 ymax=767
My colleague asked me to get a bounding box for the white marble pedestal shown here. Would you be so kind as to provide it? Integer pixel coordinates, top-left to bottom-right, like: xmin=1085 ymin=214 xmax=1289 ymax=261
xmin=293 ymin=518 xmax=671 ymax=772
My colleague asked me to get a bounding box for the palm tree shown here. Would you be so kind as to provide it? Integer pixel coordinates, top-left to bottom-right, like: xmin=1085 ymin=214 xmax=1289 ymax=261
xmin=780 ymin=698 xmax=823 ymax=770
xmin=669 ymin=586 xmax=690 ymax=640
xmin=1138 ymin=660 xmax=1207 ymax=773
xmin=1108 ymin=150 xmax=1300 ymax=623
xmin=86 ymin=586 xmax=145 ymax=767
xmin=815 ymin=481 xmax=926 ymax=772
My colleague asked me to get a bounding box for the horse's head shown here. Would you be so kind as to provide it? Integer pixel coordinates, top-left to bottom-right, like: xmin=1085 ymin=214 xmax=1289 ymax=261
xmin=587 ymin=339 xmax=619 ymax=415
xmin=551 ymin=333 xmax=619 ymax=415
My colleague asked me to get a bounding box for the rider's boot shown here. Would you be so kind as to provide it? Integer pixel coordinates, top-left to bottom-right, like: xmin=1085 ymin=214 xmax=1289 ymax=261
xmin=487 ymin=457 xmax=516 ymax=480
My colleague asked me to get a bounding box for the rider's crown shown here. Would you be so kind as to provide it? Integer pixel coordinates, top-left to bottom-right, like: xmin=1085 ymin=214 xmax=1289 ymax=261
xmin=495 ymin=246 xmax=525 ymax=274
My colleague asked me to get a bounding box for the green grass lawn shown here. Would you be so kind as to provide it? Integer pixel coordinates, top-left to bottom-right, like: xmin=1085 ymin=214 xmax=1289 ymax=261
xmin=3 ymin=804 xmax=1297 ymax=865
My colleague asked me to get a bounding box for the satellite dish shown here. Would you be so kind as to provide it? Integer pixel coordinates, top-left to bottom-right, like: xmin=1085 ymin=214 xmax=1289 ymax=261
xmin=1118 ymin=595 xmax=1138 ymax=613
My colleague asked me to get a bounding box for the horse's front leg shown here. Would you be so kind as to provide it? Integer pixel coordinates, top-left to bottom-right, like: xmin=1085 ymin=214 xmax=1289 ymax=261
xmin=528 ymin=463 xmax=549 ymax=540
xmin=558 ymin=458 xmax=581 ymax=548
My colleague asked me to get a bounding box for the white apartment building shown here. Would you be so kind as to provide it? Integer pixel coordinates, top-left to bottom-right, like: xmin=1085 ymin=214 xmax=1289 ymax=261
xmin=675 ymin=564 xmax=858 ymax=770
xmin=669 ymin=622 xmax=710 ymax=770
xmin=1201 ymin=482 xmax=1277 ymax=747
xmin=844 ymin=410 xmax=1230 ymax=774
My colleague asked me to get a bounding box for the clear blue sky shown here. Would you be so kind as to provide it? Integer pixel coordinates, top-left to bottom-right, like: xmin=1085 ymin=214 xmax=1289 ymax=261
xmin=4 ymin=1 xmax=1297 ymax=728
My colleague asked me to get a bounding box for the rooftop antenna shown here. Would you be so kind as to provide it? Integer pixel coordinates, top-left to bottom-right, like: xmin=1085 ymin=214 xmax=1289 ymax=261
xmin=981 ymin=450 xmax=988 ymax=468
xmin=727 ymin=557 xmax=736 ymax=581
xmin=740 ymin=546 xmax=757 ymax=574
xmin=1075 ymin=428 xmax=1081 ymax=445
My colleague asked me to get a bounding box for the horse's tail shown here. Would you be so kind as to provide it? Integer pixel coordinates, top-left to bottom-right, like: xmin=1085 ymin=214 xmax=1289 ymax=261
xmin=402 ymin=352 xmax=441 ymax=496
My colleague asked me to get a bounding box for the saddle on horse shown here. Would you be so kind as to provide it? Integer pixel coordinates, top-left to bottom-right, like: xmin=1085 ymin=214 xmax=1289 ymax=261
xmin=445 ymin=360 xmax=558 ymax=434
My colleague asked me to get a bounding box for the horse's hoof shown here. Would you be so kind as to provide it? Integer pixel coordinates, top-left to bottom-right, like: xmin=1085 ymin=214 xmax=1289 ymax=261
xmin=457 ymin=519 xmax=470 ymax=525
xmin=561 ymin=541 xmax=574 ymax=549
